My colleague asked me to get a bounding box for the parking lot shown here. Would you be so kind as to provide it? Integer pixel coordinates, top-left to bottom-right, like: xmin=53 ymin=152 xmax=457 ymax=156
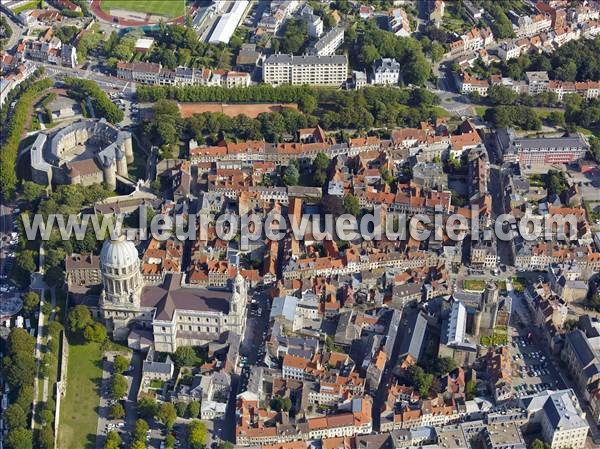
xmin=510 ymin=334 xmax=562 ymax=398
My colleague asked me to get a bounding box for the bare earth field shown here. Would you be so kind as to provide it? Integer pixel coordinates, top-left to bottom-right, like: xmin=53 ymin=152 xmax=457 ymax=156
xmin=178 ymin=102 xmax=299 ymax=118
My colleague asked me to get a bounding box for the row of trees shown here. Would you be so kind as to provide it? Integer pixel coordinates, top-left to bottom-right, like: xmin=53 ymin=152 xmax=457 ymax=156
xmin=0 ymin=75 xmax=52 ymax=197
xmin=2 ymin=329 xmax=36 ymax=449
xmin=144 ymin=89 xmax=440 ymax=159
xmin=63 ymin=78 xmax=123 ymax=124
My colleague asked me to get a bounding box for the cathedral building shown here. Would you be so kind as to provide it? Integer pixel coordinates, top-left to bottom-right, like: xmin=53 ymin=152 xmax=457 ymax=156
xmin=99 ymin=236 xmax=247 ymax=352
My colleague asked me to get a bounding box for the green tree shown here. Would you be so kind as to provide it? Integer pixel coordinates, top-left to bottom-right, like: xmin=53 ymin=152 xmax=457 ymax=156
xmin=360 ymin=44 xmax=380 ymax=67
xmin=590 ymin=136 xmax=600 ymax=163
xmin=67 ymin=305 xmax=92 ymax=334
xmin=546 ymin=169 xmax=568 ymax=196
xmin=3 ymin=352 xmax=36 ymax=389
xmin=408 ymin=365 xmax=434 ymax=397
xmin=138 ymin=397 xmax=158 ymax=420
xmin=487 ymin=85 xmax=519 ymax=106
xmin=104 ymin=430 xmax=122 ymax=449
xmin=157 ymin=402 xmax=177 ymax=430
xmin=298 ymin=94 xmax=317 ymax=114
xmin=20 ymin=182 xmax=45 ymax=204
xmin=131 ymin=440 xmax=147 ymax=449
xmin=280 ymin=19 xmax=308 ymax=54
xmin=83 ymin=322 xmax=107 ymax=343
xmin=110 ymin=374 xmax=128 ymax=400
xmin=218 ymin=442 xmax=234 ymax=449
xmin=343 ymin=194 xmax=360 ymax=216
xmin=433 ymin=357 xmax=457 ymax=376
xmin=173 ymin=346 xmax=200 ymax=367
xmin=547 ymin=111 xmax=565 ymax=128
xmin=16 ymin=385 xmax=34 ymax=411
xmin=46 ymin=321 xmax=63 ymax=338
xmin=109 ymin=402 xmax=125 ymax=420
xmin=530 ymin=439 xmax=552 ymax=449
xmin=8 ymin=328 xmax=36 ymax=354
xmin=465 ymin=379 xmax=477 ymax=400
xmin=311 ymin=152 xmax=330 ymax=187
xmin=133 ymin=419 xmax=149 ymax=442
xmin=175 ymin=401 xmax=188 ymax=417
xmin=188 ymin=420 xmax=208 ymax=449
xmin=165 ymin=434 xmax=176 ymax=449
xmin=36 ymin=425 xmax=54 ymax=449
xmin=113 ymin=354 xmax=130 ymax=373
xmin=6 ymin=427 xmax=33 ymax=449
xmin=187 ymin=401 xmax=200 ymax=419
xmin=430 ymin=42 xmax=445 ymax=63
xmin=4 ymin=403 xmax=28 ymax=429
xmin=282 ymin=164 xmax=300 ymax=186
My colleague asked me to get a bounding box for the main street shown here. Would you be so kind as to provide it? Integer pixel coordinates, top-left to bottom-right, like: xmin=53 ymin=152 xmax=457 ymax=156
xmin=39 ymin=62 xmax=136 ymax=95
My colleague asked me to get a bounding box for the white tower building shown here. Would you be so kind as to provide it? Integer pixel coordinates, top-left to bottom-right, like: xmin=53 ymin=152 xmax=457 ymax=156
xmin=99 ymin=236 xmax=152 ymax=339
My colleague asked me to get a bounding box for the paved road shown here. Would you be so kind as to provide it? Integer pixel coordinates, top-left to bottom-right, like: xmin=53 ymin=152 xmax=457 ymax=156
xmin=1 ymin=12 xmax=24 ymax=52
xmin=40 ymin=63 xmax=136 ymax=94
xmin=96 ymin=351 xmax=143 ymax=449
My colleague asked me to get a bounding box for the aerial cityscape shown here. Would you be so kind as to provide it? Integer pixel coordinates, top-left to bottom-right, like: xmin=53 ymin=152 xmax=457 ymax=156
xmin=1 ymin=1 xmax=600 ymax=449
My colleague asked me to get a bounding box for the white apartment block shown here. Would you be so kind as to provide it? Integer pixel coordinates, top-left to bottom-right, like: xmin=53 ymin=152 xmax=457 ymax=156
xmin=262 ymin=54 xmax=348 ymax=86
xmin=516 ymin=14 xmax=552 ymax=37
xmin=311 ymin=26 xmax=345 ymax=56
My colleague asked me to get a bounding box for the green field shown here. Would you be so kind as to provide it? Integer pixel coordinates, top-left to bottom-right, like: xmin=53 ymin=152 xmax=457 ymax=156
xmin=58 ymin=341 xmax=103 ymax=449
xmin=463 ymin=279 xmax=486 ymax=291
xmin=100 ymin=0 xmax=186 ymax=18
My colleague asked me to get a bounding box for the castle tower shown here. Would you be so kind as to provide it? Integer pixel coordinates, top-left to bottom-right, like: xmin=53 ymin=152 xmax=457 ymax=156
xmin=123 ymin=135 xmax=134 ymax=164
xmin=115 ymin=148 xmax=128 ymax=177
xmin=101 ymin=155 xmax=117 ymax=190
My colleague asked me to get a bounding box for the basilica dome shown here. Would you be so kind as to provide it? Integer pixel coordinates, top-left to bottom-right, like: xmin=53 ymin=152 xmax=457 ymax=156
xmin=100 ymin=236 xmax=139 ymax=269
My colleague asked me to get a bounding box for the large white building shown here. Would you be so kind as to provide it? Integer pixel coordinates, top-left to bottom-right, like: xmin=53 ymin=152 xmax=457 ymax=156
xmin=310 ymin=26 xmax=345 ymax=56
xmin=262 ymin=54 xmax=348 ymax=86
xmin=99 ymin=237 xmax=247 ymax=352
xmin=520 ymin=389 xmax=589 ymax=449
xmin=372 ymin=58 xmax=401 ymax=85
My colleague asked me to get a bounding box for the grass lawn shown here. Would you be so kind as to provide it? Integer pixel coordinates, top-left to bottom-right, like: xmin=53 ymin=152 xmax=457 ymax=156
xmin=481 ymin=327 xmax=508 ymax=346
xmin=12 ymin=0 xmax=43 ymax=13
xmin=100 ymin=0 xmax=186 ymax=18
xmin=532 ymin=107 xmax=563 ymax=119
xmin=430 ymin=106 xmax=452 ymax=118
xmin=474 ymin=106 xmax=489 ymax=117
xmin=497 ymin=280 xmax=507 ymax=292
xmin=58 ymin=341 xmax=103 ymax=449
xmin=463 ymin=279 xmax=486 ymax=291
xmin=512 ymin=277 xmax=526 ymax=293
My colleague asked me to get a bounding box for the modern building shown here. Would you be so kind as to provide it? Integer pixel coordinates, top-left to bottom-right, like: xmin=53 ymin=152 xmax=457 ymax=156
xmin=372 ymin=58 xmax=401 ymax=85
xmin=501 ymin=133 xmax=589 ymax=167
xmin=310 ymin=25 xmax=345 ymax=56
xmin=516 ymin=14 xmax=552 ymax=37
xmin=98 ymin=236 xmax=248 ymax=352
xmin=526 ymin=71 xmax=550 ymax=94
xmin=207 ymin=0 xmax=249 ymax=44
xmin=262 ymin=54 xmax=348 ymax=86
xmin=388 ymin=8 xmax=411 ymax=37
